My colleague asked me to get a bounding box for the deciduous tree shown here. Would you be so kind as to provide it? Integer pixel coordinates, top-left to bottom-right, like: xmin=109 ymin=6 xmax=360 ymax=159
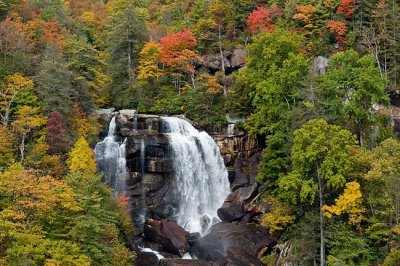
xmin=0 ymin=73 xmax=33 ymax=125
xmin=278 ymin=119 xmax=357 ymax=266
xmin=67 ymin=136 xmax=96 ymax=177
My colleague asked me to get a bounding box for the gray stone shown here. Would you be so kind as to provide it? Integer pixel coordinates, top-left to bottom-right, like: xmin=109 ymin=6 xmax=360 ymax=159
xmin=119 ymin=109 xmax=137 ymax=116
xmin=191 ymin=222 xmax=275 ymax=262
xmin=229 ymin=49 xmax=246 ymax=68
xmin=144 ymin=219 xmax=190 ymax=257
xmin=217 ymin=184 xmax=258 ymax=222
xmin=312 ymin=56 xmax=329 ymax=75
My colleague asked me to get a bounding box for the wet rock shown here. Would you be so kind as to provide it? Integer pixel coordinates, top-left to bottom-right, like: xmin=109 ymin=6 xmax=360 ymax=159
xmin=187 ymin=232 xmax=201 ymax=246
xmin=191 ymin=222 xmax=275 ymax=262
xmin=217 ymin=185 xmax=258 ymax=222
xmin=232 ymin=151 xmax=261 ymax=188
xmin=158 ymin=259 xmax=218 ymax=266
xmin=144 ymin=219 xmax=190 ymax=257
xmin=226 ymin=246 xmax=263 ymax=266
xmin=136 ymin=250 xmax=161 ymax=266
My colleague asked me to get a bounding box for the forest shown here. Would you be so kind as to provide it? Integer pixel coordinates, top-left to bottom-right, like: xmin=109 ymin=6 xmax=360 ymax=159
xmin=0 ymin=0 xmax=400 ymax=265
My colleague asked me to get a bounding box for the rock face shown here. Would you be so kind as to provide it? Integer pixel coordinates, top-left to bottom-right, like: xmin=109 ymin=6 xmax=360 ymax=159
xmin=312 ymin=56 xmax=329 ymax=75
xmin=202 ymin=49 xmax=246 ymax=74
xmin=95 ymin=110 xmax=267 ymax=264
xmin=144 ymin=219 xmax=190 ymax=257
xmin=191 ymin=222 xmax=276 ymax=262
xmin=217 ymin=184 xmax=258 ymax=222
xmin=200 ymin=123 xmax=261 ymax=189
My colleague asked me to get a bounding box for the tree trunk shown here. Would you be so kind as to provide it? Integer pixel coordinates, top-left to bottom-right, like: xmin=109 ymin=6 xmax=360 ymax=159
xmin=317 ymin=172 xmax=325 ymax=266
xmin=20 ymin=132 xmax=26 ymax=163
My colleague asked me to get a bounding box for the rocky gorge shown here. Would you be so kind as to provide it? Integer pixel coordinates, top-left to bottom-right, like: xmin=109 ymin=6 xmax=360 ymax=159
xmin=94 ymin=109 xmax=276 ymax=265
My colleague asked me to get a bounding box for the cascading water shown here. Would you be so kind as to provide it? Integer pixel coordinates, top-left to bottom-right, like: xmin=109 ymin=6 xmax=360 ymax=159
xmin=138 ymin=138 xmax=146 ymax=224
xmin=162 ymin=117 xmax=231 ymax=234
xmin=94 ymin=116 xmax=127 ymax=196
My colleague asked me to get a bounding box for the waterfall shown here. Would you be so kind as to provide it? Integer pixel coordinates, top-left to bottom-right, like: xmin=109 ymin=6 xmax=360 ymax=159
xmin=227 ymin=124 xmax=235 ymax=137
xmin=138 ymin=139 xmax=146 ymax=224
xmin=162 ymin=117 xmax=231 ymax=234
xmin=94 ymin=116 xmax=127 ymax=196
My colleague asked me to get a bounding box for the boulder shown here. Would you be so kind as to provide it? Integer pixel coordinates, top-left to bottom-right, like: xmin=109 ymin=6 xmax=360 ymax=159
xmin=191 ymin=222 xmax=275 ymax=262
xmin=312 ymin=56 xmax=329 ymax=75
xmin=158 ymin=259 xmax=219 ymax=266
xmin=136 ymin=250 xmax=161 ymax=266
xmin=226 ymin=246 xmax=263 ymax=266
xmin=217 ymin=184 xmax=258 ymax=222
xmin=144 ymin=219 xmax=190 ymax=257
xmin=229 ymin=49 xmax=246 ymax=69
xmin=203 ymin=54 xmax=231 ymax=72
xmin=119 ymin=109 xmax=137 ymax=116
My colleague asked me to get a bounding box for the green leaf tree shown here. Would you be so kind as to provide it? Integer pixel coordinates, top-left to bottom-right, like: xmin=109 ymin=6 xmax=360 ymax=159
xmin=239 ymin=28 xmax=309 ymax=186
xmin=317 ymin=49 xmax=388 ymax=147
xmin=278 ymin=119 xmax=357 ymax=266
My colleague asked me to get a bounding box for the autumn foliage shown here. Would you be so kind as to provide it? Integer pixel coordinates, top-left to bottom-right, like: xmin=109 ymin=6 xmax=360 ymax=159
xmin=246 ymin=6 xmax=274 ymax=34
xmin=67 ymin=136 xmax=97 ymax=177
xmin=159 ymin=29 xmax=200 ymax=75
xmin=46 ymin=111 xmax=69 ymax=154
xmin=327 ymin=20 xmax=348 ymax=45
xmin=337 ymin=0 xmax=356 ymax=17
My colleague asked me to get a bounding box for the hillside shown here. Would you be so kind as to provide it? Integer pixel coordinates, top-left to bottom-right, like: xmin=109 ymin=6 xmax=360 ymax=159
xmin=0 ymin=0 xmax=400 ymax=265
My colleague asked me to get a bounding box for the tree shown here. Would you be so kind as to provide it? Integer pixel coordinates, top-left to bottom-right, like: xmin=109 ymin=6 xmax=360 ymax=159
xmin=159 ymin=29 xmax=201 ymax=91
xmin=67 ymin=136 xmax=96 ymax=177
xmin=0 ymin=73 xmax=34 ymax=125
xmin=326 ymin=20 xmax=348 ymax=48
xmin=45 ymin=111 xmax=69 ymax=154
xmin=317 ymin=49 xmax=388 ymax=147
xmin=363 ymin=138 xmax=400 ymax=253
xmin=323 ymin=181 xmax=365 ymax=224
xmin=36 ymin=46 xmax=76 ymax=115
xmin=137 ymin=39 xmax=162 ymax=85
xmin=278 ymin=119 xmax=357 ymax=266
xmin=338 ymin=0 xmax=356 ymax=17
xmin=107 ymin=1 xmax=147 ymax=107
xmin=246 ymin=6 xmax=274 ymax=34
xmin=64 ymin=37 xmax=109 ymax=109
xmin=239 ymin=28 xmax=309 ymax=186
xmin=206 ymin=0 xmax=234 ymax=96
xmin=326 ymin=222 xmax=374 ymax=265
xmin=0 ymin=15 xmax=35 ymax=71
xmin=0 ymin=125 xmax=15 ymax=169
xmin=0 ymin=164 xmax=85 ymax=265
xmin=11 ymin=106 xmax=46 ymax=163
xmin=65 ymin=172 xmax=135 ymax=265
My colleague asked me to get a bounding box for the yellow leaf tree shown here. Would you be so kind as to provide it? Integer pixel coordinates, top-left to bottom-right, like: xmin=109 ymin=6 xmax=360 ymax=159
xmin=11 ymin=106 xmax=46 ymax=163
xmin=67 ymin=136 xmax=97 ymax=177
xmin=0 ymin=73 xmax=34 ymax=126
xmin=323 ymin=181 xmax=365 ymax=224
xmin=137 ymin=39 xmax=162 ymax=85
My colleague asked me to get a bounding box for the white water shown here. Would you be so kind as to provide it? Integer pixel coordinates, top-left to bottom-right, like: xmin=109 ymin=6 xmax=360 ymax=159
xmin=227 ymin=124 xmax=235 ymax=137
xmin=162 ymin=117 xmax=231 ymax=234
xmin=138 ymin=138 xmax=146 ymax=224
xmin=94 ymin=116 xmax=127 ymax=196
xmin=138 ymin=247 xmax=164 ymax=260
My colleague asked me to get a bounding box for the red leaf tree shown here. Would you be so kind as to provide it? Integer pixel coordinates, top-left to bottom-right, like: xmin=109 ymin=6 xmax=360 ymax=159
xmin=246 ymin=6 xmax=274 ymax=34
xmin=159 ymin=29 xmax=201 ymax=90
xmin=327 ymin=20 xmax=348 ymax=47
xmin=337 ymin=0 xmax=355 ymax=17
xmin=45 ymin=111 xmax=69 ymax=154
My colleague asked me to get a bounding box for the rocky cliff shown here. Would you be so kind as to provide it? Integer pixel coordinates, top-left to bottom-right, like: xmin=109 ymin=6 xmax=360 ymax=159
xmin=95 ymin=110 xmax=273 ymax=265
